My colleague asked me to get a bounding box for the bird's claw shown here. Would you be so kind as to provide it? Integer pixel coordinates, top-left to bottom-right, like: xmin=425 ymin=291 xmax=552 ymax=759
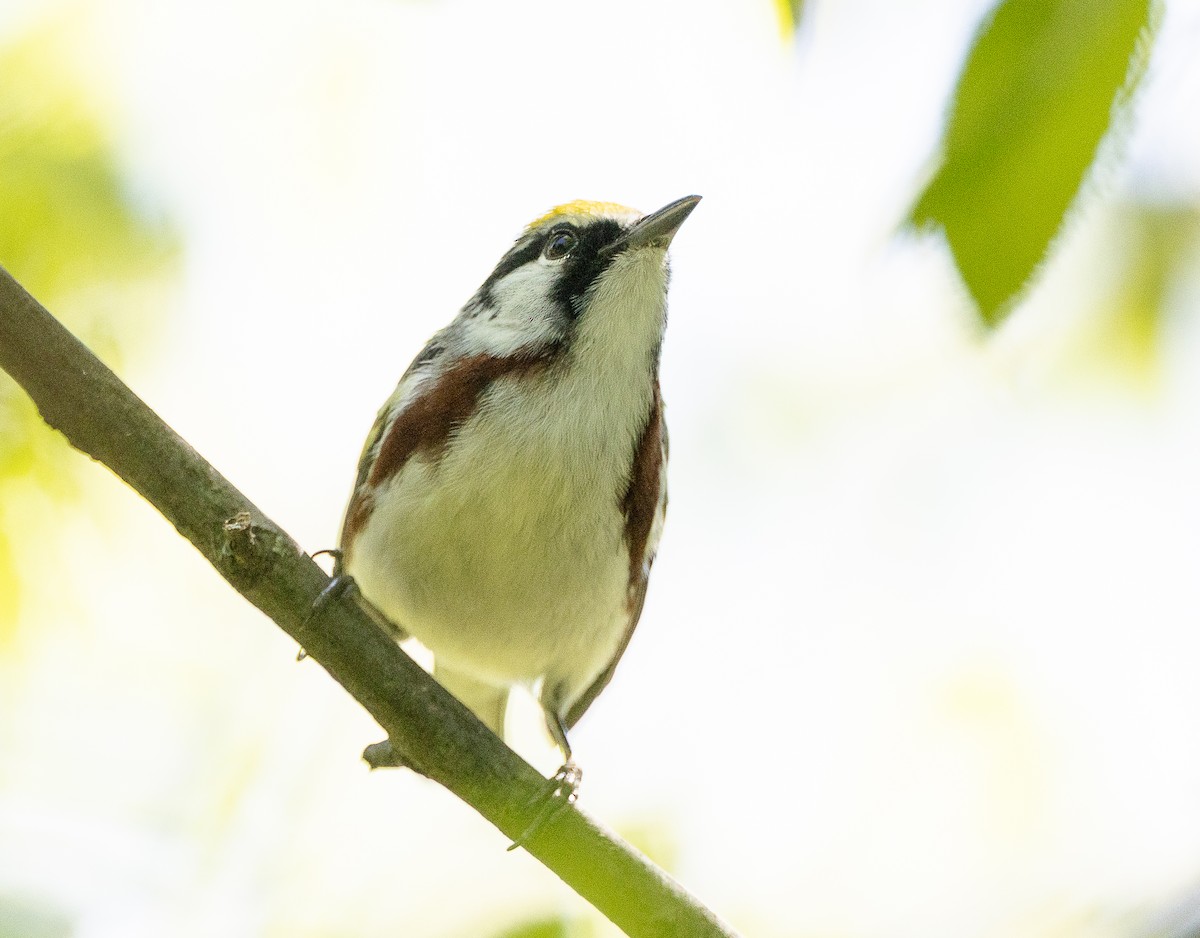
xmin=310 ymin=547 xmax=343 ymax=561
xmin=296 ymin=573 xmax=359 ymax=660
xmin=507 ymin=761 xmax=582 ymax=851
xmin=309 ymin=573 xmax=358 ymax=620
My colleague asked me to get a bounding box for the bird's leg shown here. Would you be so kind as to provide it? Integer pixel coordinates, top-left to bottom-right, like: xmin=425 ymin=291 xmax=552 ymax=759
xmin=545 ymin=709 xmax=572 ymax=761
xmin=507 ymin=710 xmax=582 ymax=850
xmin=311 ymin=572 xmax=358 ymax=614
xmin=307 ymin=572 xmax=359 ymax=622
xmin=296 ymin=571 xmax=359 ymax=660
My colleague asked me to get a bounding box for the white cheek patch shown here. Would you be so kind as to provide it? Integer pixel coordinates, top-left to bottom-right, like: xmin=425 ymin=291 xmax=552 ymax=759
xmin=462 ymin=262 xmax=564 ymax=357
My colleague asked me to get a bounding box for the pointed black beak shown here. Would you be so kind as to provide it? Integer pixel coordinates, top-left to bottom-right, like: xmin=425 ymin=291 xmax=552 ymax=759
xmin=600 ymin=195 xmax=702 ymax=256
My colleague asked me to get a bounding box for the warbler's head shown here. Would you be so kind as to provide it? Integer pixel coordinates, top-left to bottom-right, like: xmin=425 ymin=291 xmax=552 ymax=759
xmin=455 ymin=195 xmax=701 ymax=360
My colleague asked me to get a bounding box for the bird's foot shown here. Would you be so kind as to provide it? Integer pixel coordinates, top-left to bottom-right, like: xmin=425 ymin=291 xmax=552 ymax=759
xmin=297 ymin=573 xmax=359 ymax=660
xmin=507 ymin=761 xmax=582 ymax=851
xmin=310 ymin=572 xmax=358 ymax=617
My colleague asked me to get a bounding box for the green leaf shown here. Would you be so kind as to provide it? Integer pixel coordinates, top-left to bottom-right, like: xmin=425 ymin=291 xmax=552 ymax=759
xmin=910 ymin=0 xmax=1158 ymax=324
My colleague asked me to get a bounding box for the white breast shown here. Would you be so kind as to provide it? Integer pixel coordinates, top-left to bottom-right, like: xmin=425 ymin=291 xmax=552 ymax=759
xmin=348 ymin=245 xmax=672 ymax=710
xmin=348 ymin=247 xmax=669 ymax=701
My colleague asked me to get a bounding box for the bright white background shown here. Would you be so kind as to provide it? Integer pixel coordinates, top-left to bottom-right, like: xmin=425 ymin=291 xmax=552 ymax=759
xmin=3 ymin=0 xmax=1200 ymax=935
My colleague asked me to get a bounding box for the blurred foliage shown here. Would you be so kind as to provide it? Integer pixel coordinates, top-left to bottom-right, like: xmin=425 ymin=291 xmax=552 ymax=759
xmin=0 ymin=18 xmax=176 ymax=646
xmin=773 ymin=0 xmax=805 ymax=37
xmin=485 ymin=917 xmax=590 ymax=938
xmin=910 ymin=0 xmax=1158 ymax=325
xmin=1068 ymin=202 xmax=1200 ymax=383
xmin=0 ymin=894 xmax=72 ymax=938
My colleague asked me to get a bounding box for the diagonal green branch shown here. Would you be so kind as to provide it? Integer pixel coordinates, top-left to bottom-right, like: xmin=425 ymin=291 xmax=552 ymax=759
xmin=0 ymin=264 xmax=738 ymax=938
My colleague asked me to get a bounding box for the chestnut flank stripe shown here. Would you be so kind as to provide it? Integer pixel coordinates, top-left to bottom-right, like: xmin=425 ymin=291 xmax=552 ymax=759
xmin=368 ymin=349 xmax=557 ymax=487
xmin=621 ymin=384 xmax=663 ymax=590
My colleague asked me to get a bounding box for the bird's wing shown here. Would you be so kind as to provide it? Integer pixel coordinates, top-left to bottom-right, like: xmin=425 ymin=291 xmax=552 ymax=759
xmin=565 ymin=394 xmax=668 ymax=730
xmin=338 ymin=333 xmax=450 ymax=556
xmin=564 ymin=564 xmax=654 ymax=731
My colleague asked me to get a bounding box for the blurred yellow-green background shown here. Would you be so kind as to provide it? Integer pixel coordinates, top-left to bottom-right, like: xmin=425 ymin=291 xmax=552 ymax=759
xmin=3 ymin=0 xmax=1200 ymax=935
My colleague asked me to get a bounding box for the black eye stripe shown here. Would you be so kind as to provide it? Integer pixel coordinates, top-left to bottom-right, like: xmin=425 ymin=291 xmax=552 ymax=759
xmin=552 ymin=219 xmax=626 ymax=315
xmin=478 ymin=238 xmax=543 ymax=298
xmin=474 ymin=218 xmax=629 ymax=311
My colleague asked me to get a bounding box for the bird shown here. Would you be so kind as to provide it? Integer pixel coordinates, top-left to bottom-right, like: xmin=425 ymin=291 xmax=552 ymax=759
xmin=335 ymin=195 xmax=700 ymax=774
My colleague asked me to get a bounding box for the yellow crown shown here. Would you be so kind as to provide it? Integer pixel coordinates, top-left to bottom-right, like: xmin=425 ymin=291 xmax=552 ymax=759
xmin=525 ymin=199 xmax=639 ymax=231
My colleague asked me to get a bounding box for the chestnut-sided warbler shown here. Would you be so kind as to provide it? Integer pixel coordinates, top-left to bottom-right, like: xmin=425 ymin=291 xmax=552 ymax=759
xmin=337 ymin=195 xmax=700 ymax=769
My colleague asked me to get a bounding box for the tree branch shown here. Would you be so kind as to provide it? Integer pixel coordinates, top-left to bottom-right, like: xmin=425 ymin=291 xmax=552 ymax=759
xmin=0 ymin=265 xmax=738 ymax=938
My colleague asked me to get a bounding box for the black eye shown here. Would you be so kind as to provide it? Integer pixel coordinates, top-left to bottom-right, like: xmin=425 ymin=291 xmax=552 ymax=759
xmin=543 ymin=230 xmax=578 ymax=260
